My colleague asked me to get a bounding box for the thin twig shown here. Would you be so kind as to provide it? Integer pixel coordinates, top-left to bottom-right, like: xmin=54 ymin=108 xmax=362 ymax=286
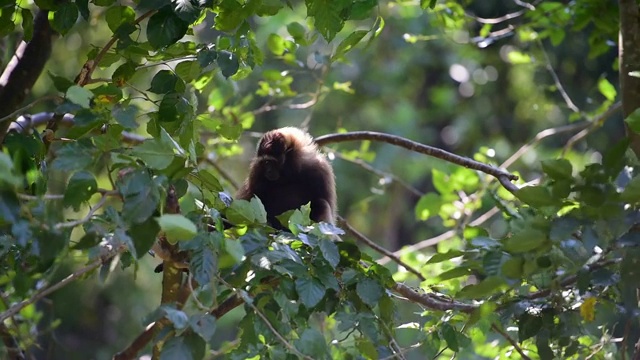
xmin=75 ymin=10 xmax=157 ymax=85
xmin=331 ymin=151 xmax=423 ymax=197
xmin=491 ymin=323 xmax=531 ymax=360
xmin=205 ymin=157 xmax=240 ymax=191
xmin=218 ymin=278 xmax=314 ymax=360
xmin=500 ymin=122 xmax=589 ymax=169
xmin=314 ymin=131 xmax=518 ymax=193
xmin=562 ymin=101 xmax=622 ymax=155
xmin=337 ymin=216 xmax=426 ymax=281
xmin=0 ymin=245 xmax=126 ymax=322
xmin=521 ymin=258 xmax=620 ymax=301
xmin=539 ymin=40 xmax=581 ymax=114
xmin=53 ymin=191 xmax=118 ymax=230
xmin=468 ymin=9 xmax=526 ymax=24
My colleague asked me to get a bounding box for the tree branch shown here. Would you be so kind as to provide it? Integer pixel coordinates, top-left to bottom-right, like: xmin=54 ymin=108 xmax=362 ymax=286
xmin=392 ymin=283 xmax=477 ymax=313
xmin=314 ymin=131 xmax=518 ymax=193
xmin=337 ymin=216 xmax=426 ymax=281
xmin=0 ymin=10 xmax=57 ymax=144
xmin=491 ymin=323 xmax=531 ymax=360
xmin=75 ymin=10 xmax=156 ymax=86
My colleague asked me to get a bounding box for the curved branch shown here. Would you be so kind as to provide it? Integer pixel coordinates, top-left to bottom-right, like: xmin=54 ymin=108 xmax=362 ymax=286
xmin=315 ymin=131 xmax=518 ymax=193
xmin=337 ymin=216 xmax=426 ymax=281
xmin=392 ymin=283 xmax=477 ymax=313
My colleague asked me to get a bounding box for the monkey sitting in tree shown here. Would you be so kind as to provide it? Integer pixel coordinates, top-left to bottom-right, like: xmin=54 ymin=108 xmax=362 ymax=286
xmin=152 ymin=127 xmax=336 ymax=271
xmin=236 ymin=127 xmax=337 ymax=229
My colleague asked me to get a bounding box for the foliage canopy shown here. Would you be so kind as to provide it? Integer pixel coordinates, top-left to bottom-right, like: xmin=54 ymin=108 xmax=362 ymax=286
xmin=1 ymin=0 xmax=640 ymax=359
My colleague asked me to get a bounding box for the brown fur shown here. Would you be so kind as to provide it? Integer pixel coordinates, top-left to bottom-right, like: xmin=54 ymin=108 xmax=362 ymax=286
xmin=236 ymin=127 xmax=337 ymax=229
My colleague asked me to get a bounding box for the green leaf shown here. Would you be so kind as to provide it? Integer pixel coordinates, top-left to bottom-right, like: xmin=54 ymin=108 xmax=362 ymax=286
xmin=156 ymin=214 xmax=197 ymax=244
xmin=482 ymin=251 xmax=506 ymax=276
xmin=115 ymin=227 xmax=137 ymax=258
xmin=518 ymin=313 xmax=542 ymax=342
xmin=189 ymin=314 xmax=217 ymax=343
xmin=427 ymin=250 xmax=463 ymax=264
xmin=267 ymin=33 xmax=286 ymax=55
xmin=319 ymin=238 xmax=340 ymax=268
xmin=175 ymin=61 xmax=202 ymax=83
xmin=21 ymin=9 xmax=34 ymax=41
xmin=160 ymin=337 xmax=191 ymax=360
xmin=224 ymin=238 xmax=245 ymax=264
xmin=515 ymin=185 xmax=558 ymax=207
xmin=415 ymin=193 xmax=441 ymax=221
xmin=287 ymin=22 xmax=306 ymax=44
xmin=147 ymin=7 xmax=189 ymax=49
xmin=621 ymin=176 xmax=640 ymax=203
xmin=131 ymin=139 xmax=175 ymax=170
xmin=294 ymin=328 xmax=328 ymax=358
xmin=305 ymin=0 xmax=346 ymax=41
xmin=437 ymin=267 xmax=472 ymax=281
xmin=49 ymin=72 xmax=75 ymax=92
xmin=456 ymin=276 xmax=504 ymax=299
xmin=0 ymin=153 xmax=23 ymax=187
xmin=217 ymin=50 xmax=239 ymax=78
xmin=507 ymin=50 xmax=531 ymax=64
xmin=190 ymin=246 xmax=217 ymax=285
xmin=49 ymin=2 xmax=78 ymax=35
xmin=501 ymin=257 xmax=524 ymax=278
xmin=441 ymin=324 xmax=459 ymax=352
xmin=105 ymin=5 xmax=135 ymax=33
xmin=228 ymin=197 xmax=267 ymax=224
xmin=51 ymin=140 xmax=97 ymax=171
xmin=625 ymin=108 xmax=640 ymax=134
xmin=77 ymin=0 xmax=89 ymax=19
xmin=356 ymin=277 xmax=383 ymax=307
xmin=128 ymin=217 xmax=160 ymax=258
xmin=66 ymin=85 xmax=94 ymax=108
xmin=541 ymin=159 xmax=572 ymax=180
xmin=334 ymin=30 xmax=368 ymax=59
xmin=112 ymin=104 xmax=138 ymax=129
xmin=63 ymin=171 xmax=98 ymax=211
xmin=598 ymin=77 xmax=616 ymax=101
xmin=504 ymin=228 xmax=547 ymax=253
xmin=112 ymin=62 xmax=137 ymax=86
xmin=157 ymin=93 xmax=191 ymax=123
xmin=118 ymin=170 xmax=160 ymax=224
xmin=150 ymin=70 xmax=183 ymax=94
xmin=295 ymin=277 xmax=326 ymax=308
xmin=0 ymin=190 xmax=20 ymax=224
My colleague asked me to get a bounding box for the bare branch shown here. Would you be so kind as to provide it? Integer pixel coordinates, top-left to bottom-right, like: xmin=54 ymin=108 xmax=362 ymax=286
xmin=562 ymin=101 xmax=622 ymax=155
xmin=7 ymin=112 xmax=146 ymax=144
xmin=539 ymin=40 xmax=581 ymax=114
xmin=218 ymin=278 xmax=314 ymax=360
xmin=0 ymin=95 xmax=62 ymax=124
xmin=314 ymin=131 xmax=518 ymax=193
xmin=331 ymin=151 xmax=423 ymax=197
xmin=337 ymin=216 xmax=426 ymax=281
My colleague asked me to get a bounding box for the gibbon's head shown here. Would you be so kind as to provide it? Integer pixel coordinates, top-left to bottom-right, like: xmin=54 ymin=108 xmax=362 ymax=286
xmin=254 ymin=127 xmax=317 ymax=181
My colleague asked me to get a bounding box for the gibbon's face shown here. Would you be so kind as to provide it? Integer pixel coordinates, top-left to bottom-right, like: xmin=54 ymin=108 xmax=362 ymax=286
xmin=256 ymin=131 xmax=292 ymax=181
